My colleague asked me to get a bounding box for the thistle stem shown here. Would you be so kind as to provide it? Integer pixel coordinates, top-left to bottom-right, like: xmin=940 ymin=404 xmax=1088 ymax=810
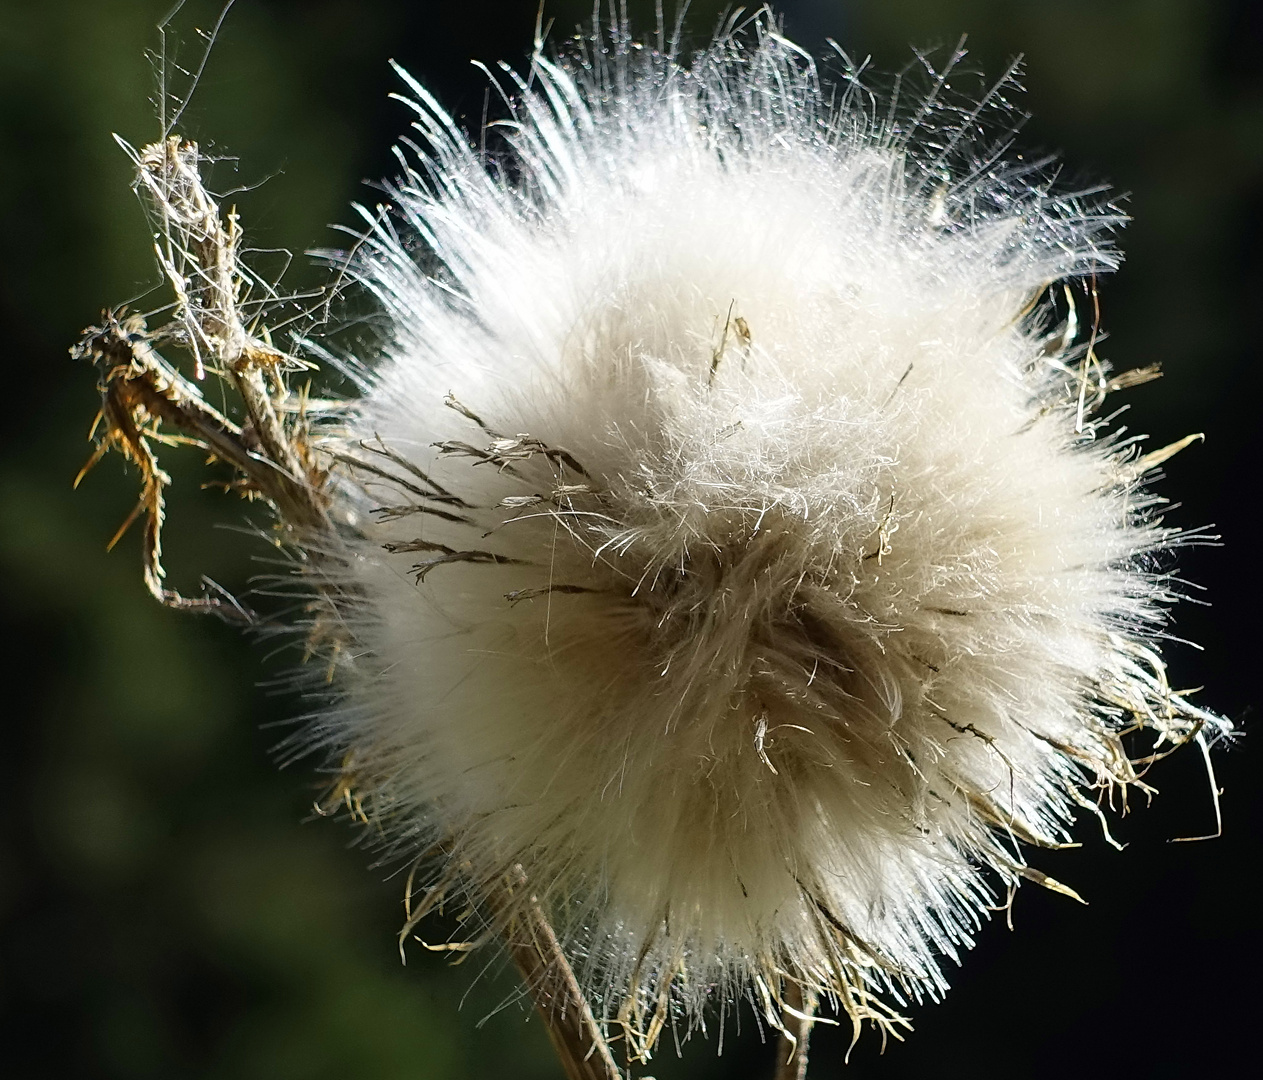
xmin=490 ymin=868 xmax=622 ymax=1080
xmin=773 ymin=981 xmax=816 ymax=1080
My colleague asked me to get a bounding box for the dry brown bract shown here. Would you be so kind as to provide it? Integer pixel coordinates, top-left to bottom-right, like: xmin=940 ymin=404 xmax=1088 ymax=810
xmin=73 ymin=137 xmax=333 ymax=614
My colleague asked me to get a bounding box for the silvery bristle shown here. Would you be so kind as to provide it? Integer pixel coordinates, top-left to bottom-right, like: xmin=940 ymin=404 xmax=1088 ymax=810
xmin=301 ymin=14 xmax=1228 ymax=1048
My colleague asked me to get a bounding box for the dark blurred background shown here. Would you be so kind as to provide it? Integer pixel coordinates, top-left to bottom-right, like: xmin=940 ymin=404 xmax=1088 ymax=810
xmin=1 ymin=1 xmax=1259 ymax=1077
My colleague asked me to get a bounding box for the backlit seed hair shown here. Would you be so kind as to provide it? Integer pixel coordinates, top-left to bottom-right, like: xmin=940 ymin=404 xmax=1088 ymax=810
xmin=302 ymin=18 xmax=1230 ymax=1050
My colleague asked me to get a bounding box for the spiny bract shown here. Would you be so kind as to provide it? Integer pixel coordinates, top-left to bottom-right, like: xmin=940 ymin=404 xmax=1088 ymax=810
xmin=310 ymin=16 xmax=1226 ymax=1049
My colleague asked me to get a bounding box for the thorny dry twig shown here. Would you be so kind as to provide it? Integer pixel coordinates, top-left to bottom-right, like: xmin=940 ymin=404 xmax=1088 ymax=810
xmin=73 ymin=137 xmax=335 ymax=615
xmin=72 ymin=135 xmax=624 ymax=1080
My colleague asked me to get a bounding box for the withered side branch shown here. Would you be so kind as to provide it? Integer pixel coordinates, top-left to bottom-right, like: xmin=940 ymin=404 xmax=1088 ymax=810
xmin=73 ymin=136 xmax=334 ymax=615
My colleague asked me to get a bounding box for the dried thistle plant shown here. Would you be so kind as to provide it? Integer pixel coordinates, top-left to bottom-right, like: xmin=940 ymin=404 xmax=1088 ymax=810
xmin=74 ymin=11 xmax=1230 ymax=1079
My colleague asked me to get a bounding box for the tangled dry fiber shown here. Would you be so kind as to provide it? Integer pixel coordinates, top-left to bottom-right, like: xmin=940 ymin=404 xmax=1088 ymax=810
xmin=300 ymin=16 xmax=1228 ymax=1053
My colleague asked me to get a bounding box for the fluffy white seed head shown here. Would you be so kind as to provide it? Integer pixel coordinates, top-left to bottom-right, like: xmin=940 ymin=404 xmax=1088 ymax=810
xmin=309 ymin=18 xmax=1226 ymax=1046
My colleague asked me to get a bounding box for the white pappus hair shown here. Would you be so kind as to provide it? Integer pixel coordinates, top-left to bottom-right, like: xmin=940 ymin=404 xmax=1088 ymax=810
xmin=307 ymin=13 xmax=1228 ymax=1051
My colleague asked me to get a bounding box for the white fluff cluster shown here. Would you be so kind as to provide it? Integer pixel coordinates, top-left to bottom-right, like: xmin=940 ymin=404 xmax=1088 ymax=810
xmin=312 ymin=17 xmax=1225 ymax=1045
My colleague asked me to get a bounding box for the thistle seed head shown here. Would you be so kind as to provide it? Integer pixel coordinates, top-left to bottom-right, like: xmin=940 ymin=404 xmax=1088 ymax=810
xmin=285 ymin=17 xmax=1228 ymax=1053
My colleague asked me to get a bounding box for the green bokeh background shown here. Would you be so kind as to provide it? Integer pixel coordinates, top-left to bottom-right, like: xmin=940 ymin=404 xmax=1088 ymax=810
xmin=2 ymin=2 xmax=1259 ymax=1077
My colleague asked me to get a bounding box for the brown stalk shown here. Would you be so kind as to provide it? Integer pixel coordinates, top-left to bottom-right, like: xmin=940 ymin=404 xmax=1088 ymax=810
xmin=773 ymin=981 xmax=817 ymax=1080
xmin=487 ymin=869 xmax=622 ymax=1080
